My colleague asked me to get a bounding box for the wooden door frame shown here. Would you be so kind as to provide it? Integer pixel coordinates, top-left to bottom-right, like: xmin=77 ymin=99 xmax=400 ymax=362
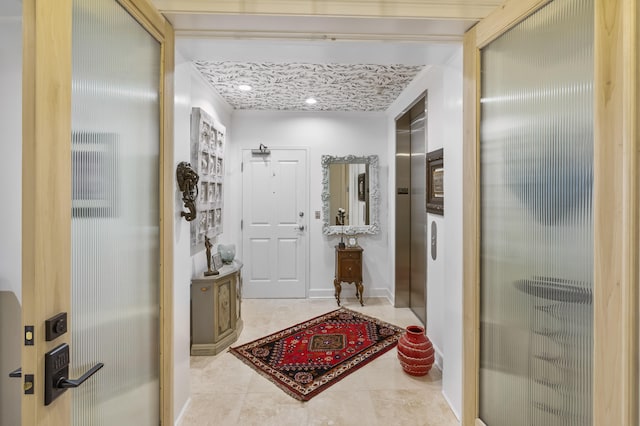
xmin=462 ymin=0 xmax=639 ymax=425
xmin=21 ymin=0 xmax=174 ymax=424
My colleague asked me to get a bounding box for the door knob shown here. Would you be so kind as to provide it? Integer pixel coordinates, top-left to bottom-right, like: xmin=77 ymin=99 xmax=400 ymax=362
xmin=298 ymin=225 xmax=305 ymax=231
xmin=8 ymin=367 xmax=21 ymax=378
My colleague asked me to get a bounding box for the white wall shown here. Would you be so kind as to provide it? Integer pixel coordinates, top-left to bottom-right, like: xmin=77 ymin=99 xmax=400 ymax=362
xmin=386 ymin=47 xmax=464 ymax=420
xmin=229 ymin=111 xmax=390 ymax=300
xmin=172 ymin=58 xmax=193 ymax=423
xmin=173 ymin=54 xmax=233 ymax=423
xmin=0 ymin=17 xmax=22 ymax=303
xmin=440 ymin=51 xmax=464 ymax=420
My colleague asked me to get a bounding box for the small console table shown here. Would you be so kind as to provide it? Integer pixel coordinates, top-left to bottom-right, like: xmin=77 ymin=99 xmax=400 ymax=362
xmin=190 ymin=261 xmax=243 ymax=355
xmin=333 ymin=245 xmax=364 ymax=306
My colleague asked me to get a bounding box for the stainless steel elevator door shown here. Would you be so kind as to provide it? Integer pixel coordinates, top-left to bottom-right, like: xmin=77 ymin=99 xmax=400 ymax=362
xmin=395 ymin=114 xmax=411 ymax=308
xmin=409 ymin=112 xmax=427 ymax=324
xmin=395 ymin=97 xmax=427 ymax=326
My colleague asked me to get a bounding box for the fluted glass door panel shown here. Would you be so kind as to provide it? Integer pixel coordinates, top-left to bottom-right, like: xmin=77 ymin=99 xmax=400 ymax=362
xmin=71 ymin=0 xmax=160 ymax=424
xmin=479 ymin=0 xmax=593 ymax=425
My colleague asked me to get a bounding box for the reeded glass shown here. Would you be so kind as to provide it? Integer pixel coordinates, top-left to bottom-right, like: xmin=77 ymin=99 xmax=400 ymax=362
xmin=479 ymin=0 xmax=593 ymax=425
xmin=71 ymin=0 xmax=160 ymax=424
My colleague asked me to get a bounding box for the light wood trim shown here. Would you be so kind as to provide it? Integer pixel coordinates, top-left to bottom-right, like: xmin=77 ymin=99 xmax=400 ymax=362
xmin=174 ymin=28 xmax=464 ymax=43
xmin=118 ymin=0 xmax=165 ymax=41
xmin=153 ymin=0 xmax=502 ymax=19
xmin=593 ymin=0 xmax=623 ymax=423
xmin=461 ymin=26 xmax=480 ymax=426
xmin=22 ymin=0 xmax=73 ymax=424
xmin=160 ymin=19 xmax=175 ymax=426
xmin=594 ymin=0 xmax=639 ymax=424
xmin=475 ymin=0 xmax=551 ymax=48
xmin=623 ymin=0 xmax=639 ymax=422
xmin=623 ymin=3 xmax=639 ymax=424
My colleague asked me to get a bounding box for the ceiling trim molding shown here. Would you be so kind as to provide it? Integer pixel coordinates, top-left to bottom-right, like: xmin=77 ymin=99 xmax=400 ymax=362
xmin=154 ymin=0 xmax=503 ymax=20
xmin=174 ymin=29 xmax=464 ymax=43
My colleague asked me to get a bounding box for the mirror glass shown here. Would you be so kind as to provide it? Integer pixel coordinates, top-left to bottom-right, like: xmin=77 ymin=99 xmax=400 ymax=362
xmin=321 ymin=155 xmax=379 ymax=235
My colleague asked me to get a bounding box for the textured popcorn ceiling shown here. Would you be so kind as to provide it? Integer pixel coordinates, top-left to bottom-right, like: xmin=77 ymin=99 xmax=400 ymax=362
xmin=193 ymin=61 xmax=425 ymax=112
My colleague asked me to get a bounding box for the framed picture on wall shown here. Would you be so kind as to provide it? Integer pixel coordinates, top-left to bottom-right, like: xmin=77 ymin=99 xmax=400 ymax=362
xmin=426 ymin=148 xmax=444 ymax=215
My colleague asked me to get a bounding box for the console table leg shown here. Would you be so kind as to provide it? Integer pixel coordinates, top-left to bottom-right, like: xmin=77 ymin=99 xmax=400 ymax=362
xmin=334 ymin=279 xmax=342 ymax=306
xmin=356 ymin=281 xmax=364 ymax=306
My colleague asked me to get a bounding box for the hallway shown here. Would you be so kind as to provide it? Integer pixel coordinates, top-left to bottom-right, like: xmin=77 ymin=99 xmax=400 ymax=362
xmin=179 ymin=298 xmax=458 ymax=426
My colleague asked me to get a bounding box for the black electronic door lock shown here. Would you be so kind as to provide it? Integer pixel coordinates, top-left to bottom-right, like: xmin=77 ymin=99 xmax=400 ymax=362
xmin=45 ymin=312 xmax=67 ymax=341
xmin=44 ymin=343 xmax=104 ymax=406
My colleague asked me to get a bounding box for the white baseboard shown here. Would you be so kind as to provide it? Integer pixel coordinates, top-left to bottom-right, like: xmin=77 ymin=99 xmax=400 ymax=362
xmin=174 ymin=397 xmax=191 ymax=426
xmin=432 ymin=342 xmax=444 ymax=370
xmin=308 ymin=287 xmax=392 ymax=301
xmin=442 ymin=389 xmax=461 ymax=421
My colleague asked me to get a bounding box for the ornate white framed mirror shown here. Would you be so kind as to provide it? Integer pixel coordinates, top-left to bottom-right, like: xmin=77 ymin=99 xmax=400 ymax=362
xmin=321 ymin=155 xmax=380 ymax=235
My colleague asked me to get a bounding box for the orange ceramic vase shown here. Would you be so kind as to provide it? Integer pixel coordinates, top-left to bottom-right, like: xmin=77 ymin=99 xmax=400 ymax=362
xmin=397 ymin=325 xmax=434 ymax=376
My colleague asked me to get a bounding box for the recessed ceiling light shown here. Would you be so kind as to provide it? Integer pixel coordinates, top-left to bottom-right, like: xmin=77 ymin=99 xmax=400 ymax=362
xmin=305 ymin=97 xmax=317 ymax=105
xmin=238 ymin=84 xmax=252 ymax=91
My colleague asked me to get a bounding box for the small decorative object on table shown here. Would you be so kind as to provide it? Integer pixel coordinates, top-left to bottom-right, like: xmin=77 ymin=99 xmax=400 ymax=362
xmin=203 ymin=236 xmax=219 ymax=276
xmin=337 ymin=207 xmax=346 ymax=249
xmin=397 ymin=325 xmax=434 ymax=376
xmin=218 ymin=243 xmax=236 ymax=264
xmin=347 ymin=235 xmax=358 ymax=247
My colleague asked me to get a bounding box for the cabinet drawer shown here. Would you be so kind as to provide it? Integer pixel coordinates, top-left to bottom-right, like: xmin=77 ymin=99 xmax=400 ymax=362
xmin=339 ymin=251 xmax=361 ymax=260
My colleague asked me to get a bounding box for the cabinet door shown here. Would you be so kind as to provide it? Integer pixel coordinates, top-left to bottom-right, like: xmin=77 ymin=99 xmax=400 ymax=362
xmin=215 ymin=277 xmax=235 ymax=339
xmin=192 ymin=283 xmax=215 ymax=344
xmin=341 ymin=259 xmax=361 ymax=281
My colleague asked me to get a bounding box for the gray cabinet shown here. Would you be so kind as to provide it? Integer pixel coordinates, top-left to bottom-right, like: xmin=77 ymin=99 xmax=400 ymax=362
xmin=190 ymin=262 xmax=243 ymax=355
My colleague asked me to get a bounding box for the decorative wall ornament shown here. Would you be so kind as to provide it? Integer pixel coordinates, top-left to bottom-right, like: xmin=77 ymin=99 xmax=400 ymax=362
xmin=190 ymin=107 xmax=226 ymax=253
xmin=193 ymin=61 xmax=424 ymax=112
xmin=176 ymin=161 xmax=199 ymax=222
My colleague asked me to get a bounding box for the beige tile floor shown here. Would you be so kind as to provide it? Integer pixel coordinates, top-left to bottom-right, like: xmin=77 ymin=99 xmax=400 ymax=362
xmin=179 ymin=297 xmax=460 ymax=426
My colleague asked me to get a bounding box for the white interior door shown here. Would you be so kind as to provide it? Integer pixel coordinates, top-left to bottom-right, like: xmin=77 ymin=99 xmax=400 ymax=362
xmin=242 ymin=149 xmax=307 ymax=298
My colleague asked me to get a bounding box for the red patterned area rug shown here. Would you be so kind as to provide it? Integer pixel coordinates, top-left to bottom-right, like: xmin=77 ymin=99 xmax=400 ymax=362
xmin=229 ymin=307 xmax=404 ymax=401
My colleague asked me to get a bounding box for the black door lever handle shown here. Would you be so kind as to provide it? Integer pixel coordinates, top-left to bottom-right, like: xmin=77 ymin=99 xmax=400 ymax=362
xmin=9 ymin=367 xmax=22 ymax=378
xmin=56 ymin=363 xmax=104 ymax=389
